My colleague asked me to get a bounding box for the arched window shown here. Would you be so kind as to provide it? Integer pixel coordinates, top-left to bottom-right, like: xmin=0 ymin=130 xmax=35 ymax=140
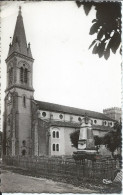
xmin=42 ymin=112 xmax=46 ymax=117
xmin=53 ymin=131 xmax=55 ymax=138
xmin=52 ymin=144 xmax=55 ymax=151
xmin=20 ymin=66 xmax=28 ymax=84
xmin=20 ymin=67 xmax=23 ymax=83
xmin=56 ymin=144 xmax=59 ymax=151
xmin=94 ymin=120 xmax=97 ymax=124
xmin=56 ymin=131 xmax=59 ymax=138
xmin=78 ymin=117 xmax=82 ymax=122
xmin=59 ymin=114 xmax=63 ymax=119
xmin=23 ymin=96 xmax=26 ymax=107
xmin=22 ymin=149 xmax=26 ymax=156
xmin=24 ymin=68 xmax=28 ymax=83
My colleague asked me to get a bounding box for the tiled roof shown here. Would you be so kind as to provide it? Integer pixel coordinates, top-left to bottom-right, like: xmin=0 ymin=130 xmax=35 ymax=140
xmin=35 ymin=100 xmax=115 ymax=121
xmin=50 ymin=121 xmax=80 ymax=128
xmin=92 ymin=125 xmax=113 ymax=132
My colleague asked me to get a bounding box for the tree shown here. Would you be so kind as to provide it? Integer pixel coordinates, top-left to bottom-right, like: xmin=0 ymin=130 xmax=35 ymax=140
xmin=76 ymin=1 xmax=121 ymax=60
xmin=103 ymin=121 xmax=122 ymax=157
xmin=94 ymin=135 xmax=103 ymax=153
xmin=70 ymin=130 xmax=80 ymax=149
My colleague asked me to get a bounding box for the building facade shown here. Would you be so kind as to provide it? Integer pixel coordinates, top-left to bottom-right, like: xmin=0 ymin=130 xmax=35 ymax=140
xmin=3 ymin=7 xmax=117 ymax=157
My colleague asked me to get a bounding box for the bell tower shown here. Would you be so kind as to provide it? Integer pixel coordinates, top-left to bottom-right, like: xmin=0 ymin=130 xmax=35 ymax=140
xmin=3 ymin=7 xmax=34 ymax=156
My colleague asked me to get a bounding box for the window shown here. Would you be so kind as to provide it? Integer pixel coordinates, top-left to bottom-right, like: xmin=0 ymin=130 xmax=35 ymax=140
xmin=104 ymin=121 xmax=107 ymax=125
xmin=52 ymin=144 xmax=55 ymax=151
xmin=22 ymin=149 xmax=26 ymax=156
xmin=59 ymin=114 xmax=63 ymax=119
xmin=42 ymin=112 xmax=46 ymax=117
xmin=52 ymin=144 xmax=59 ymax=151
xmin=110 ymin=122 xmax=112 ymax=126
xmin=24 ymin=68 xmax=28 ymax=83
xmin=20 ymin=67 xmax=23 ymax=83
xmin=56 ymin=144 xmax=59 ymax=151
xmin=52 ymin=130 xmax=59 ymax=138
xmin=78 ymin=117 xmax=82 ymax=122
xmin=53 ymin=131 xmax=55 ymax=138
xmin=94 ymin=120 xmax=97 ymax=124
xmin=20 ymin=66 xmax=28 ymax=84
xmin=56 ymin=131 xmax=59 ymax=138
xmin=23 ymin=96 xmax=26 ymax=107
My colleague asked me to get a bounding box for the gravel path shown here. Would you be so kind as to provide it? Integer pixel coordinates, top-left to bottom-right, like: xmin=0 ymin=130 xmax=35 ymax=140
xmin=1 ymin=170 xmax=98 ymax=193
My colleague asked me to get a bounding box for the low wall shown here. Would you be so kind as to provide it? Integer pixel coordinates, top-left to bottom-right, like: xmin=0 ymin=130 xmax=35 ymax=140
xmin=3 ymin=156 xmax=117 ymax=183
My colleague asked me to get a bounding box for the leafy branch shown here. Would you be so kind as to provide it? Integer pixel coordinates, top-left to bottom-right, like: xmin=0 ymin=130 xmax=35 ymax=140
xmin=76 ymin=1 xmax=121 ymax=60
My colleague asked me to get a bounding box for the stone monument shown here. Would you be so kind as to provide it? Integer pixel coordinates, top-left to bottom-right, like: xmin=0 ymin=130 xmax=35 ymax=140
xmin=73 ymin=114 xmax=98 ymax=160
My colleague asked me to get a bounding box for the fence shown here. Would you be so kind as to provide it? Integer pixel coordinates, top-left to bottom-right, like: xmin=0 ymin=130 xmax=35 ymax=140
xmin=3 ymin=155 xmax=117 ymax=184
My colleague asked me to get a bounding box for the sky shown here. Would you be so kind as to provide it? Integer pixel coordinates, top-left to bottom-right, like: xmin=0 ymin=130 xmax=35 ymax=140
xmin=1 ymin=1 xmax=122 ymax=114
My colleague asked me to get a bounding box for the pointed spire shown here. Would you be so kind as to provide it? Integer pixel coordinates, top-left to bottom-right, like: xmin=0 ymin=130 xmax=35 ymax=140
xmin=7 ymin=6 xmax=33 ymax=58
xmin=19 ymin=6 xmax=22 ymax=16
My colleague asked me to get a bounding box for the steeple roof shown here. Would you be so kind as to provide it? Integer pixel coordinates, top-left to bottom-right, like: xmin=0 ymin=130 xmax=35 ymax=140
xmin=8 ymin=6 xmax=33 ymax=59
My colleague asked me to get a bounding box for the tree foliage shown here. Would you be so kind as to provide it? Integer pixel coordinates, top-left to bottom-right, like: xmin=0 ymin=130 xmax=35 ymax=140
xmin=70 ymin=130 xmax=80 ymax=149
xmin=94 ymin=135 xmax=103 ymax=146
xmin=76 ymin=1 xmax=121 ymax=60
xmin=103 ymin=121 xmax=122 ymax=155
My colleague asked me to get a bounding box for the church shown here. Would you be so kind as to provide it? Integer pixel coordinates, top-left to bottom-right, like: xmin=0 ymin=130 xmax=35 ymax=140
xmin=3 ymin=7 xmax=116 ymax=157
